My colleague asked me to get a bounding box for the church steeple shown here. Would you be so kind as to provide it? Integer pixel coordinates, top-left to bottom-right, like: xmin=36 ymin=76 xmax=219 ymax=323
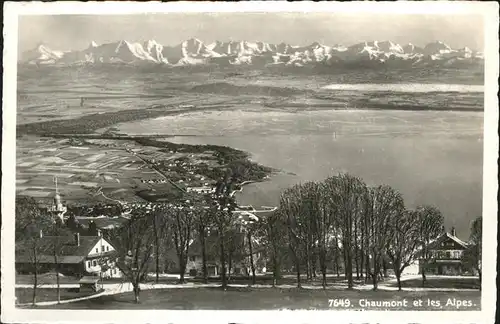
xmin=48 ymin=176 xmax=67 ymax=222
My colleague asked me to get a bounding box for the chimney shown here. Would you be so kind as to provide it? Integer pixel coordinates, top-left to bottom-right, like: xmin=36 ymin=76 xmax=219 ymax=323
xmin=39 ymin=230 xmax=43 ymax=238
xmin=451 ymin=227 xmax=456 ymax=237
xmin=97 ymin=229 xmax=102 ymax=237
xmin=74 ymin=232 xmax=80 ymax=246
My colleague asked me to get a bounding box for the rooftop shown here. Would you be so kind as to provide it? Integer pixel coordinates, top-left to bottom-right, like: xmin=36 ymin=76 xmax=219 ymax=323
xmin=16 ymin=235 xmax=114 ymax=264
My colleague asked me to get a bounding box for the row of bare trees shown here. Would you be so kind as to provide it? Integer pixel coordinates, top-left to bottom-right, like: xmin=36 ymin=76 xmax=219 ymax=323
xmin=107 ymin=179 xmax=244 ymax=302
xmin=15 ymin=197 xmax=74 ymax=305
xmin=18 ymin=171 xmax=479 ymax=304
xmin=272 ymin=173 xmax=445 ymax=290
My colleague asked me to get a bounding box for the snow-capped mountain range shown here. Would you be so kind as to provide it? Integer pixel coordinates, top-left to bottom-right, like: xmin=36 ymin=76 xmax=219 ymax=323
xmin=19 ymin=38 xmax=483 ymax=69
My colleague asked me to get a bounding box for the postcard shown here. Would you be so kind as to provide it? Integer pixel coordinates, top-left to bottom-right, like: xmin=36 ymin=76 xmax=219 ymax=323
xmin=2 ymin=1 xmax=498 ymax=323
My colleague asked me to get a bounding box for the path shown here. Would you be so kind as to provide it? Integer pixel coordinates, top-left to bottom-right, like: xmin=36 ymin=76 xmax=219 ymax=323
xmin=16 ymin=275 xmax=479 ymax=307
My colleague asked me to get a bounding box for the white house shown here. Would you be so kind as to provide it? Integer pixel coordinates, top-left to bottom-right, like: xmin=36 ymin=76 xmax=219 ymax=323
xmin=16 ymin=232 xmax=122 ymax=278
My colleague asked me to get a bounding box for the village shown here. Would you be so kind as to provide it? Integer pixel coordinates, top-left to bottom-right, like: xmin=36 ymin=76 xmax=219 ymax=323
xmin=14 ymin=143 xmax=482 ymax=309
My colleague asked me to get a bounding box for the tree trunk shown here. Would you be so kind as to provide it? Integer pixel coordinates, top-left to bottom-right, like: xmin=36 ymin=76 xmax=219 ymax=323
xmin=354 ymin=223 xmax=360 ymax=280
xmin=345 ymin=239 xmax=353 ymax=289
xmin=318 ymin=247 xmax=327 ymax=289
xmin=133 ymin=284 xmax=140 ymax=303
xmin=296 ymin=260 xmax=302 ymax=288
xmin=334 ymin=250 xmax=340 ymax=277
xmin=346 ymin=252 xmax=353 ymax=289
xmin=305 ymin=244 xmax=311 ymax=280
xmin=359 ymin=249 xmax=364 ymax=279
xmin=365 ymin=255 xmax=371 ymax=284
xmin=56 ymin=268 xmax=61 ymax=304
xmin=312 ymin=249 xmax=317 ymax=279
xmin=54 ymin=250 xmax=61 ymax=304
xmin=478 ymin=271 xmax=481 ymax=291
xmin=396 ymin=269 xmax=402 ymax=291
xmin=32 ymin=255 xmax=38 ymax=306
xmin=343 ymin=248 xmax=348 ymax=278
xmin=421 ymin=266 xmax=427 ymax=287
xmin=355 ymin=246 xmax=360 ymax=280
xmin=382 ymin=259 xmax=388 ymax=278
xmin=227 ymin=250 xmax=233 ymax=281
xmin=272 ymin=254 xmax=279 ymax=287
xmin=360 ymin=225 xmax=365 ymax=279
xmin=154 ymin=217 xmax=160 ymax=284
xmin=155 ymin=243 xmax=160 ymax=284
xmin=200 ymin=228 xmax=208 ymax=284
xmin=372 ymin=263 xmax=379 ymax=290
xmin=421 ymin=246 xmax=427 ymax=287
xmin=311 ymin=261 xmax=316 ymax=279
xmin=179 ymin=253 xmax=186 ymax=284
xmin=247 ymin=232 xmax=256 ymax=285
xmin=219 ymin=233 xmax=227 ymax=290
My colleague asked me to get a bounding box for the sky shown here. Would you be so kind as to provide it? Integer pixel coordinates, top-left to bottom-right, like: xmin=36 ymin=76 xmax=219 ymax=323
xmin=18 ymin=13 xmax=484 ymax=52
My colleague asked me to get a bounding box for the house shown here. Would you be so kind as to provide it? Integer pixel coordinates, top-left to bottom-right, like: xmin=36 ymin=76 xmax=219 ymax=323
xmin=402 ymin=227 xmax=469 ymax=276
xmin=419 ymin=228 xmax=469 ymax=275
xmin=16 ymin=232 xmax=122 ymax=278
xmin=186 ymin=231 xmax=266 ymax=277
xmin=186 ymin=186 xmax=214 ymax=194
xmin=72 ymin=215 xmax=128 ymax=232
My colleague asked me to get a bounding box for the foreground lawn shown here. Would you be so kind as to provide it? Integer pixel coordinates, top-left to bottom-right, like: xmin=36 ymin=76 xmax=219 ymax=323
xmin=390 ymin=277 xmax=480 ymax=290
xmin=16 ymin=288 xmax=100 ymax=304
xmin=37 ymin=287 xmax=481 ymax=311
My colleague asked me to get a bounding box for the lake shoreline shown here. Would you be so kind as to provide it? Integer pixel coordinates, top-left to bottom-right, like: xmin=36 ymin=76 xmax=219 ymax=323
xmin=17 ymin=96 xmax=483 ymax=136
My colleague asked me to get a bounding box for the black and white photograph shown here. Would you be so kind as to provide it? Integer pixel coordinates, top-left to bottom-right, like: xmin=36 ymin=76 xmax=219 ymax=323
xmin=1 ymin=2 xmax=498 ymax=324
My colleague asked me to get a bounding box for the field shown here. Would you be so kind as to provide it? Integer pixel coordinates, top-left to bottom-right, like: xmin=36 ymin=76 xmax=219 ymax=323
xmin=31 ymin=287 xmax=480 ymax=310
xmin=16 ymin=133 xmax=271 ymax=205
xmin=16 ymin=136 xmax=189 ymax=204
xmin=17 ymin=68 xmax=483 ymax=133
xmin=16 ymin=272 xmax=481 ymax=310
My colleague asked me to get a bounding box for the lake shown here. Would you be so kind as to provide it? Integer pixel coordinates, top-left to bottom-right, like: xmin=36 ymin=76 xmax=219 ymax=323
xmin=116 ymin=106 xmax=484 ymax=239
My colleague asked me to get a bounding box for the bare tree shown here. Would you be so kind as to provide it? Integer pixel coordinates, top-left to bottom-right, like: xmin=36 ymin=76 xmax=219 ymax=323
xmin=462 ymin=216 xmax=482 ymax=289
xmin=112 ymin=208 xmax=156 ymax=303
xmin=416 ymin=205 xmax=444 ymax=287
xmin=309 ymin=181 xmax=334 ymax=289
xmin=365 ymin=185 xmax=405 ymax=290
xmin=15 ymin=197 xmax=55 ymax=305
xmin=192 ymin=195 xmax=212 ymax=284
xmin=241 ymin=217 xmax=259 ymax=285
xmin=225 ymin=227 xmax=245 ymax=281
xmin=151 ymin=205 xmax=168 ymax=283
xmin=280 ymin=185 xmax=307 ymax=288
xmin=16 ymin=231 xmax=44 ymax=306
xmin=262 ymin=209 xmax=287 ymax=287
xmin=386 ymin=209 xmax=421 ymax=290
xmin=301 ymin=182 xmax=320 ymax=282
xmin=324 ymin=174 xmax=367 ymax=289
xmin=170 ymin=203 xmax=194 ymax=284
xmin=211 ymin=184 xmax=238 ymax=290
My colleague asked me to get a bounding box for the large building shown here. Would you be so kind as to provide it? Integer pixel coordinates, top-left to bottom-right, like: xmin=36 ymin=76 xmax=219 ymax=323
xmin=402 ymin=228 xmax=470 ymax=276
xmin=419 ymin=228 xmax=469 ymax=275
xmin=16 ymin=232 xmax=122 ymax=278
xmin=186 ymin=233 xmax=266 ymax=277
xmin=185 ymin=208 xmax=275 ymax=277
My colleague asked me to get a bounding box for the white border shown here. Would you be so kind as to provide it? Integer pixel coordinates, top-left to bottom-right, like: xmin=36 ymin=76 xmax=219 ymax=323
xmin=2 ymin=2 xmax=498 ymax=324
